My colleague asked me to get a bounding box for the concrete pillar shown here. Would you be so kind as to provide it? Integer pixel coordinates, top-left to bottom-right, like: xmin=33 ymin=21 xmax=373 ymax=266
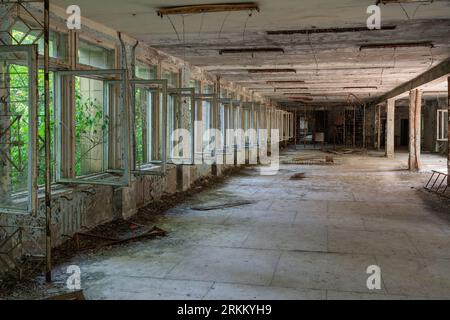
xmin=408 ymin=89 xmax=422 ymax=171
xmin=385 ymin=99 xmax=395 ymax=158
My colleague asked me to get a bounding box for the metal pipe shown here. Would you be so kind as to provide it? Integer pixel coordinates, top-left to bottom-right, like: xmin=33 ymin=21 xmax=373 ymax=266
xmin=44 ymin=0 xmax=52 ymax=283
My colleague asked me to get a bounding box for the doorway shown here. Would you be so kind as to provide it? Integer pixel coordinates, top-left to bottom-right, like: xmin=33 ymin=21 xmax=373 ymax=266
xmin=400 ymin=119 xmax=409 ymax=147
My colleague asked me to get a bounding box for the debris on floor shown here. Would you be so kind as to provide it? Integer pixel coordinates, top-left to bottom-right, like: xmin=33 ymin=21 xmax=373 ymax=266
xmin=282 ymin=158 xmax=335 ymax=165
xmin=282 ymin=153 xmax=335 ymax=165
xmin=71 ymin=225 xmax=167 ymax=251
xmin=323 ymin=148 xmax=366 ymax=155
xmin=289 ymin=173 xmax=306 ymax=180
xmin=191 ymin=200 xmax=254 ymax=211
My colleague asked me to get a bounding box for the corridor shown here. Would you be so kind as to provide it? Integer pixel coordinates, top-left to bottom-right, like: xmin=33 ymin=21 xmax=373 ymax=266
xmin=39 ymin=149 xmax=450 ymax=300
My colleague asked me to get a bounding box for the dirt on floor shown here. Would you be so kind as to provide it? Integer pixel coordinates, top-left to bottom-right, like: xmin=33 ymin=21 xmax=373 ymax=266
xmin=0 ymin=166 xmax=243 ymax=299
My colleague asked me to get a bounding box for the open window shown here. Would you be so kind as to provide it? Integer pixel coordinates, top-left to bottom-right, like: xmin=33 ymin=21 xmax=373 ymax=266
xmin=54 ymin=69 xmax=131 ymax=186
xmin=0 ymin=45 xmax=38 ymax=215
xmin=131 ymin=79 xmax=168 ymax=175
xmin=242 ymin=102 xmax=258 ymax=148
xmin=437 ymin=109 xmax=448 ymax=142
xmin=219 ymin=98 xmax=240 ymax=163
xmin=195 ymin=93 xmax=218 ymax=162
xmin=257 ymin=104 xmax=269 ymax=155
xmin=167 ymin=88 xmax=195 ymax=165
xmin=234 ymin=103 xmax=244 ymax=151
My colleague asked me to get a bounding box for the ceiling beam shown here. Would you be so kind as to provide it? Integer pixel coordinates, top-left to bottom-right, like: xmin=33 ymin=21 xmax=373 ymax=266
xmin=370 ymin=58 xmax=450 ymax=105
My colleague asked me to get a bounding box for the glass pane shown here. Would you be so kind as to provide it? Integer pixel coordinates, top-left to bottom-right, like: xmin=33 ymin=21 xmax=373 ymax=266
xmin=56 ymin=70 xmax=129 ymax=186
xmin=74 ymin=76 xmax=106 ymax=176
xmin=37 ymin=70 xmax=54 ymax=185
xmin=168 ymin=91 xmax=193 ymax=164
xmin=162 ymin=70 xmax=178 ymax=88
xmin=134 ymin=87 xmax=150 ymax=168
xmin=189 ymin=79 xmax=201 ymax=94
xmin=0 ymin=48 xmax=36 ymax=213
xmin=11 ymin=27 xmax=66 ymax=60
xmin=78 ymin=40 xmax=114 ymax=69
xmin=135 ymin=61 xmax=156 ymax=80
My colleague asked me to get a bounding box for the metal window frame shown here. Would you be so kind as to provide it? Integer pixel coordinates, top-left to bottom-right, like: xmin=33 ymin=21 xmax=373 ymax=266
xmin=167 ymin=87 xmax=195 ymax=165
xmin=54 ymin=69 xmax=131 ymax=186
xmin=437 ymin=109 xmax=448 ymax=142
xmin=0 ymin=45 xmax=38 ymax=215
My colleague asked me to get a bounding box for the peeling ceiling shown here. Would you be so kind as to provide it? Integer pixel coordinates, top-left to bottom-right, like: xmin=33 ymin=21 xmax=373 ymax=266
xmin=53 ymin=0 xmax=450 ymax=107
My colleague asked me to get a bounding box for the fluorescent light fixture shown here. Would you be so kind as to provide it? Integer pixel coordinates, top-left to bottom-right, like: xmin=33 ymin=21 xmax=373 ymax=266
xmin=376 ymin=0 xmax=433 ymax=5
xmin=157 ymin=3 xmax=259 ymax=17
xmin=360 ymin=41 xmax=434 ymax=50
xmin=267 ymin=25 xmax=396 ymax=35
xmin=248 ymin=68 xmax=296 ymax=73
xmin=343 ymin=86 xmax=378 ymax=89
xmin=266 ymin=80 xmax=305 ymax=84
xmin=219 ymin=48 xmax=285 ymax=55
xmin=274 ymin=87 xmax=309 ymax=92
xmin=288 ymin=96 xmax=313 ymax=101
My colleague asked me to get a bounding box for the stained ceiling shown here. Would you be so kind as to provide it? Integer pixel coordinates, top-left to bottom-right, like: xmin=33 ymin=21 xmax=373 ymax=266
xmin=53 ymin=0 xmax=450 ymax=106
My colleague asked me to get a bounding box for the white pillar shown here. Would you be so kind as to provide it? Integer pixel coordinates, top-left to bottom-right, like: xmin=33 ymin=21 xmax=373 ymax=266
xmin=408 ymin=89 xmax=422 ymax=171
xmin=385 ymin=99 xmax=395 ymax=158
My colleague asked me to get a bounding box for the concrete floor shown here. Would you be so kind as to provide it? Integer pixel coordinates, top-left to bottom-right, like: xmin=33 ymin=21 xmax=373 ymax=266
xmin=49 ymin=149 xmax=450 ymax=300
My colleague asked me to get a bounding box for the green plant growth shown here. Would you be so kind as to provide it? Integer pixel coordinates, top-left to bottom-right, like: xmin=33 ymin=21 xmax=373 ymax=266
xmin=74 ymin=77 xmax=109 ymax=176
xmin=134 ymin=87 xmax=148 ymax=168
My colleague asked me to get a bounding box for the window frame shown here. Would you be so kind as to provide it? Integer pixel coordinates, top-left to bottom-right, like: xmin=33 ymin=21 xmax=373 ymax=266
xmin=130 ymin=79 xmax=168 ymax=176
xmin=54 ymin=69 xmax=131 ymax=186
xmin=167 ymin=87 xmax=195 ymax=165
xmin=195 ymin=93 xmax=218 ymax=160
xmin=0 ymin=44 xmax=38 ymax=215
xmin=218 ymin=98 xmax=240 ymax=159
xmin=77 ymin=37 xmax=116 ymax=70
xmin=437 ymin=109 xmax=448 ymax=142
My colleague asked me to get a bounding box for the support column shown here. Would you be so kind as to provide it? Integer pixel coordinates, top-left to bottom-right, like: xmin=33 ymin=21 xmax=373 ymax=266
xmin=408 ymin=89 xmax=422 ymax=171
xmin=385 ymin=99 xmax=395 ymax=158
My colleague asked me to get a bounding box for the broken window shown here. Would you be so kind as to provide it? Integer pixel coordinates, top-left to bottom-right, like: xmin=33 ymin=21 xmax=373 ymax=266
xmin=0 ymin=45 xmax=38 ymax=214
xmin=437 ymin=109 xmax=448 ymax=141
xmin=55 ymin=69 xmax=131 ymax=186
